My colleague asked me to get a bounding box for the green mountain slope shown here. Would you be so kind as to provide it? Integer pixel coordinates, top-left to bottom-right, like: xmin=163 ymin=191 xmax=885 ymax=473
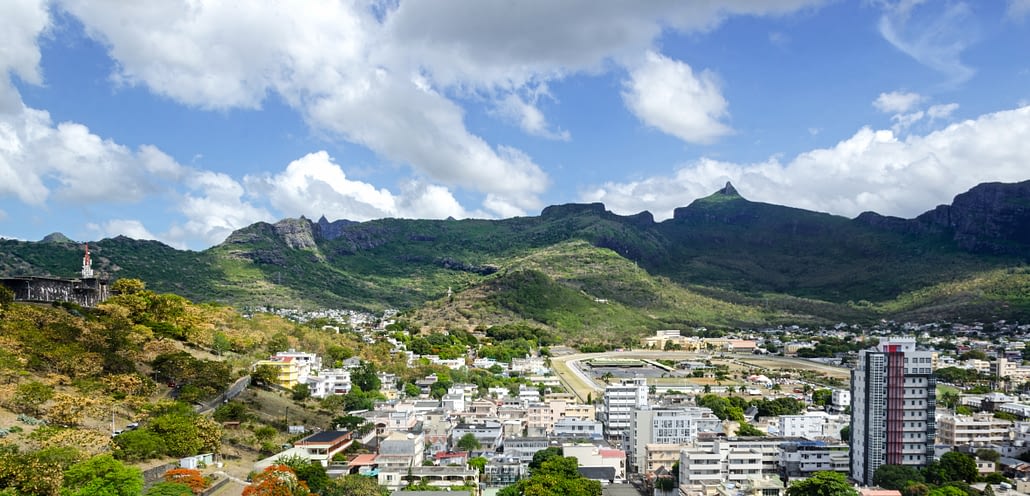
xmin=3 ymin=181 xmax=1028 ymax=330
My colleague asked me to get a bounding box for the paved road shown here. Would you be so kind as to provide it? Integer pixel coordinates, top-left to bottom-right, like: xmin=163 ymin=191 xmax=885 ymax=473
xmin=551 ymin=350 xmax=850 ymax=402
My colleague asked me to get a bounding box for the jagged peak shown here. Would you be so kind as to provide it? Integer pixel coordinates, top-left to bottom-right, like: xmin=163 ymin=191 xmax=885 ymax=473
xmin=717 ymin=181 xmax=740 ymax=197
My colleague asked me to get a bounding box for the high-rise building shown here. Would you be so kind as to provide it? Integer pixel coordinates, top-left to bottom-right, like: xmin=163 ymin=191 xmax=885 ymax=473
xmin=625 ymin=406 xmax=721 ymax=473
xmin=603 ymin=377 xmax=648 ymax=441
xmin=850 ymin=337 xmax=936 ymax=485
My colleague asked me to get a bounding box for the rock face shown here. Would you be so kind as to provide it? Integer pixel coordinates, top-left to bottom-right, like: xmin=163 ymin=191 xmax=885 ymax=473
xmin=856 ymin=181 xmax=1030 ymax=256
xmin=921 ymin=181 xmax=1030 ymax=255
xmin=315 ymin=215 xmax=356 ymax=241
xmin=273 ymin=218 xmax=318 ymax=250
xmin=41 ymin=232 xmax=74 ymax=244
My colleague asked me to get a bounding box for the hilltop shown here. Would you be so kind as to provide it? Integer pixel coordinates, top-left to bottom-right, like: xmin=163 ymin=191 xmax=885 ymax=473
xmin=2 ymin=181 xmax=1029 ymax=337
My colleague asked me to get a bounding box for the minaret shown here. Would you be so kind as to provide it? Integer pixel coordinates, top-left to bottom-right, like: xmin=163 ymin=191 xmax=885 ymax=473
xmin=81 ymin=243 xmax=94 ymax=279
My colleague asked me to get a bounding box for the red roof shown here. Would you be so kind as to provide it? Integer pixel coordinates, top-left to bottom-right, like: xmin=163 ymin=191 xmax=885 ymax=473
xmin=348 ymin=454 xmax=378 ymax=467
xmin=434 ymin=451 xmax=469 ymax=460
xmin=599 ymin=449 xmax=624 ymax=458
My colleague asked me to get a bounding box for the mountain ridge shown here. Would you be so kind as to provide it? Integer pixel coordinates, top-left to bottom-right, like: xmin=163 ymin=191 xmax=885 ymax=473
xmin=3 ymin=180 xmax=1028 ymax=331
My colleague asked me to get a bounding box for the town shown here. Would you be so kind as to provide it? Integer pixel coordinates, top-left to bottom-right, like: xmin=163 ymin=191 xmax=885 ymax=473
xmin=229 ymin=314 xmax=1030 ymax=496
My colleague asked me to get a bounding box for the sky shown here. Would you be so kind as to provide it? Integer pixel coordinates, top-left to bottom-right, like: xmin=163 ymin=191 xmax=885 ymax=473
xmin=1 ymin=0 xmax=1029 ymax=251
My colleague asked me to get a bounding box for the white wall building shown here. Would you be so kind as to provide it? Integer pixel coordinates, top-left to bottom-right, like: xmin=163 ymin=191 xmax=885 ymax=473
xmin=625 ymin=406 xmax=718 ymax=474
xmin=603 ymin=377 xmax=648 ymax=441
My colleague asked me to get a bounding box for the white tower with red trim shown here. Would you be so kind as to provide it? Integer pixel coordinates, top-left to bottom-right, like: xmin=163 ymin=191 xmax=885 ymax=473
xmin=81 ymin=243 xmax=94 ymax=279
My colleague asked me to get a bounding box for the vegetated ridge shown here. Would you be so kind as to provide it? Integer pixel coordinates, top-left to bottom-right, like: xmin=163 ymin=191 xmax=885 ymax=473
xmin=2 ymin=181 xmax=1029 ymax=337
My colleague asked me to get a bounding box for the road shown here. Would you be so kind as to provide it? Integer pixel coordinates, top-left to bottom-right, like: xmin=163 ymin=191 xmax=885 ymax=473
xmin=550 ymin=350 xmax=851 ymax=403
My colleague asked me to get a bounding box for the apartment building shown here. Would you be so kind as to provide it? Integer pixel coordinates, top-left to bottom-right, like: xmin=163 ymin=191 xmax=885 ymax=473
xmin=625 ymin=406 xmax=719 ymax=474
xmin=851 ymin=337 xmax=936 ymax=485
xmin=937 ymin=412 xmax=1013 ymax=446
xmin=678 ymin=438 xmax=784 ymax=486
xmin=603 ymin=377 xmax=648 ymax=441
xmin=779 ymin=440 xmax=850 ymax=482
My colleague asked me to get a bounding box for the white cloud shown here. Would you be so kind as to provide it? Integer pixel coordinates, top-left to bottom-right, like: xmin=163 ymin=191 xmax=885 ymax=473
xmin=873 ymin=91 xmax=925 ymax=113
xmin=0 ymin=209 xmax=6 ymax=221
xmin=246 ymin=151 xmax=473 ymax=223
xmin=171 ymin=170 xmax=273 ymax=247
xmin=54 ymin=0 xmax=824 ymax=217
xmin=88 ymin=219 xmax=157 ymax=241
xmin=877 ymin=1 xmax=977 ymax=85
xmin=494 ymin=88 xmax=570 ymax=141
xmin=927 ymin=103 xmax=959 ymax=120
xmin=584 ymin=105 xmax=1030 ymax=220
xmin=0 ymin=0 xmax=49 ymax=107
xmin=622 ymin=51 xmax=732 ymax=144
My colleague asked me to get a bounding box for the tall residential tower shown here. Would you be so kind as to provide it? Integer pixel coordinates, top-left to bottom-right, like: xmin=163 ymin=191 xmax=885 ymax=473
xmin=850 ymin=337 xmax=936 ymax=485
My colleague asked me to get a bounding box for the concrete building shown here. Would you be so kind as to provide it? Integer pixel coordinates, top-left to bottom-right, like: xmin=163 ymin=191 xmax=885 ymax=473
xmin=851 ymin=337 xmax=936 ymax=485
xmin=305 ymin=368 xmax=351 ymax=398
xmin=603 ymin=377 xmax=648 ymax=441
xmin=378 ymin=465 xmax=477 ymax=491
xmin=377 ymin=431 xmax=425 ymax=470
xmin=937 ymin=412 xmax=1013 ymax=446
xmin=832 ymin=389 xmax=852 ymax=410
xmin=624 ymin=406 xmax=718 ymax=474
xmin=678 ymin=438 xmax=785 ymax=486
xmin=552 ymin=417 xmax=604 ymax=439
xmin=563 ymin=443 xmax=627 ymax=482
xmin=779 ymin=440 xmax=850 ymax=482
xmin=778 ymin=415 xmax=826 ymax=439
xmin=451 ymin=422 xmax=503 ymax=452
xmin=292 ymin=431 xmax=353 ymax=466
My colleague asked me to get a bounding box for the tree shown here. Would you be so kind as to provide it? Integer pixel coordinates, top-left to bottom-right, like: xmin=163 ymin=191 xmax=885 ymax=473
xmin=456 ymin=433 xmax=481 ymax=452
xmin=276 ymin=455 xmax=330 ymax=494
xmin=926 ymin=487 xmax=967 ymax=496
xmin=902 ymin=482 xmax=931 ymax=496
xmin=211 ymin=332 xmax=231 ymax=356
xmin=469 ymin=456 xmax=488 ymax=473
xmin=63 ymin=454 xmax=144 ymax=496
xmin=811 ymin=389 xmax=832 ymax=406
xmin=292 ymin=383 xmax=311 ymax=402
xmin=874 ymin=464 xmax=925 ymax=490
xmin=113 ymin=429 xmax=167 ymax=461
xmin=786 ymin=471 xmax=858 ymax=496
xmin=529 ymin=447 xmax=562 ymax=471
xmin=252 ymin=364 xmax=279 ymax=387
xmin=840 ymin=425 xmax=851 ymax=443
xmin=163 ymin=468 xmax=208 ymax=494
xmin=322 ymin=474 xmax=389 ymax=496
xmin=13 ymin=380 xmax=54 ymax=416
xmin=243 ymin=465 xmax=310 ymax=496
xmin=939 ymin=390 xmax=959 ymax=409
xmin=735 ymin=422 xmax=765 ymax=437
xmin=498 ymin=456 xmax=601 ymax=496
xmin=925 ymin=452 xmax=978 ymax=485
xmin=403 ymin=383 xmax=422 ymax=397
xmin=333 ymin=414 xmax=368 ymax=431
xmin=976 ymin=448 xmax=1001 ymax=462
xmin=351 ymin=361 xmax=381 ymax=392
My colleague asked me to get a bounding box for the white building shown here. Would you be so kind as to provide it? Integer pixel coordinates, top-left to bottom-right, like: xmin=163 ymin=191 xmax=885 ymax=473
xmin=831 ymin=389 xmax=851 ymax=409
xmin=552 ymin=417 xmax=604 ymax=439
xmin=305 ymin=368 xmax=351 ymax=398
xmin=778 ymin=414 xmax=826 ymax=440
xmin=624 ymin=406 xmax=718 ymax=474
xmin=937 ymin=412 xmax=1013 ymax=446
xmin=678 ymin=438 xmax=782 ymax=486
xmin=563 ymin=443 xmax=627 ymax=482
xmin=779 ymin=440 xmax=850 ymax=482
xmin=603 ymin=377 xmax=648 ymax=441
xmin=850 ymin=337 xmax=936 ymax=485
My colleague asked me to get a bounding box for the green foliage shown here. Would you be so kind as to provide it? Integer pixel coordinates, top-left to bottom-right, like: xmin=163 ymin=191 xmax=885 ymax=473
xmin=469 ymin=456 xmax=488 ymax=473
xmin=213 ymin=401 xmax=252 ymax=422
xmin=275 ymin=455 xmax=330 ymax=494
xmin=292 ymin=383 xmax=311 ymax=402
xmin=529 ymin=447 xmax=562 ymax=471
xmin=322 ymin=474 xmax=389 ymax=496
xmin=113 ymin=429 xmax=167 ymax=462
xmin=499 ymin=455 xmax=602 ymax=496
xmin=735 ymin=422 xmax=765 ymax=437
xmin=924 ymin=452 xmax=978 ymax=485
xmin=13 ymin=381 xmax=55 ymax=416
xmin=145 ymin=482 xmax=194 ymax=496
xmin=874 ymin=464 xmax=925 ymax=490
xmin=455 ymin=433 xmax=481 ymax=452
xmin=152 ymin=351 xmax=232 ymax=399
xmin=786 ymin=471 xmax=858 ymax=496
xmin=811 ymin=389 xmax=832 ymax=407
xmin=351 ymin=362 xmax=381 ymax=392
xmin=63 ymin=454 xmax=144 ymax=496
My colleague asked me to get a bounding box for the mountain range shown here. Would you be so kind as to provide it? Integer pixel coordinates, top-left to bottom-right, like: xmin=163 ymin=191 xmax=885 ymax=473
xmin=3 ymin=180 xmax=1028 ymax=339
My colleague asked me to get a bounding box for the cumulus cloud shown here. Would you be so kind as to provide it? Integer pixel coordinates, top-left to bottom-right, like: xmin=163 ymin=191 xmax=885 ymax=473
xmin=584 ymin=105 xmax=1030 ymax=220
xmin=877 ymin=1 xmax=977 ymax=85
xmin=873 ymin=91 xmax=925 ymax=113
xmin=927 ymin=102 xmax=959 ymax=120
xmin=622 ymin=52 xmax=732 ymax=144
xmin=53 ymin=1 xmax=825 ymax=217
xmin=246 ymin=151 xmax=473 ymax=222
xmin=169 ymin=171 xmax=273 ymax=247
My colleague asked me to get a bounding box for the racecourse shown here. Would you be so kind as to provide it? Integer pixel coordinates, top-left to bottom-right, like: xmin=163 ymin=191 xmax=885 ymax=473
xmin=550 ymin=350 xmax=851 ymax=403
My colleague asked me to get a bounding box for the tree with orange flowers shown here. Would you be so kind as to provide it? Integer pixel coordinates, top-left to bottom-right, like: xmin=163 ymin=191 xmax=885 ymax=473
xmin=242 ymin=465 xmax=310 ymax=496
xmin=163 ymin=468 xmax=208 ymax=494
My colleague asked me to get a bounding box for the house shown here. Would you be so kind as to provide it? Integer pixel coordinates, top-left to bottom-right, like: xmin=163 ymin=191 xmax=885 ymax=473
xmin=305 ymin=368 xmax=351 ymax=398
xmin=377 ymin=431 xmax=425 ymax=470
xmin=293 ymin=431 xmax=353 ymax=466
xmin=451 ymin=422 xmax=503 ymax=452
xmin=562 ymin=443 xmax=626 ymax=482
xmin=378 ymin=465 xmax=478 ymax=492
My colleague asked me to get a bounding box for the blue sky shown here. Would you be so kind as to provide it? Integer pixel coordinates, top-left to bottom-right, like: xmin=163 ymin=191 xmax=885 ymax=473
xmin=1 ymin=0 xmax=1029 ymax=250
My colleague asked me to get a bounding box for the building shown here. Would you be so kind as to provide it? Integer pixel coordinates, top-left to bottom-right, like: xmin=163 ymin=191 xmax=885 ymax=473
xmin=603 ymin=377 xmax=648 ymax=441
xmin=832 ymin=389 xmax=852 ymax=410
xmin=306 ymin=368 xmax=351 ymax=398
xmin=779 ymin=440 xmax=850 ymax=482
xmin=625 ymin=406 xmax=718 ymax=474
xmin=778 ymin=415 xmax=826 ymax=439
xmin=563 ymin=443 xmax=627 ymax=482
xmin=552 ymin=417 xmax=604 ymax=439
xmin=850 ymin=337 xmax=936 ymax=485
xmin=937 ymin=412 xmax=1013 ymax=446
xmin=378 ymin=465 xmax=478 ymax=491
xmin=292 ymin=431 xmax=353 ymax=466
xmin=451 ymin=422 xmax=503 ymax=452
xmin=678 ymin=438 xmax=785 ymax=486
xmin=377 ymin=431 xmax=425 ymax=470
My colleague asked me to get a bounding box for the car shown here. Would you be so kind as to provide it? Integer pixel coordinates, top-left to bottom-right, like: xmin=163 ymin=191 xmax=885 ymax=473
xmin=126 ymin=422 xmax=139 ymax=430
xmin=112 ymin=430 xmax=123 ymax=436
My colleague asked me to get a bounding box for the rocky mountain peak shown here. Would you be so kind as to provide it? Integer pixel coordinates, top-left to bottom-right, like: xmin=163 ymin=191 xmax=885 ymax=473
xmin=273 ymin=218 xmax=318 ymax=250
xmin=718 ymin=181 xmax=740 ymax=196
